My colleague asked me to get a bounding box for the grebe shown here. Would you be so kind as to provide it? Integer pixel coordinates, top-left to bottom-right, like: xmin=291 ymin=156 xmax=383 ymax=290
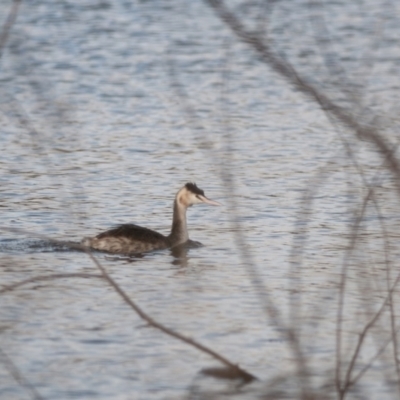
xmin=81 ymin=183 xmax=220 ymax=255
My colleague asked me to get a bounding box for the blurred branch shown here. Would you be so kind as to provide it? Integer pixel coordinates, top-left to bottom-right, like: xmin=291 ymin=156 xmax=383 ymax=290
xmin=307 ymin=0 xmax=357 ymax=102
xmin=85 ymin=247 xmax=256 ymax=382
xmin=0 ymin=273 xmax=104 ymax=294
xmin=167 ymin=48 xmax=311 ymax=392
xmin=0 ymin=0 xmax=21 ymax=60
xmin=0 ymin=347 xmax=44 ymax=400
xmin=335 ymin=182 xmax=371 ymax=393
xmin=205 ymin=0 xmax=400 ymax=193
xmin=350 ymin=325 xmax=400 ymax=390
xmin=336 ymin=183 xmax=400 ymax=397
xmin=205 ymin=1 xmax=400 ymax=396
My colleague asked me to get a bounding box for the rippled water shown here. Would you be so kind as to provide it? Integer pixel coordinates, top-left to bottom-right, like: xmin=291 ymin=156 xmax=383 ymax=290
xmin=1 ymin=0 xmax=400 ymax=399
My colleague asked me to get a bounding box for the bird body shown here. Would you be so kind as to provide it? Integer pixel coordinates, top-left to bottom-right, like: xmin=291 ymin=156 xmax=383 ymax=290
xmin=81 ymin=183 xmax=219 ymax=255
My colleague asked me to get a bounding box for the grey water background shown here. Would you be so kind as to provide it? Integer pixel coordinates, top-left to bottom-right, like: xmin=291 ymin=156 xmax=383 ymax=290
xmin=1 ymin=0 xmax=400 ymax=399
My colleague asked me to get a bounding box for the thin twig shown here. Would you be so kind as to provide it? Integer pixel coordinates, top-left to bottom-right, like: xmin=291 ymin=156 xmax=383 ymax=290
xmin=337 ymin=189 xmax=400 ymax=398
xmin=349 ymin=325 xmax=400 ymax=389
xmin=0 ymin=0 xmax=21 ymax=59
xmin=336 ymin=184 xmax=372 ymax=396
xmin=0 ymin=347 xmax=44 ymax=400
xmin=0 ymin=273 xmax=104 ymax=294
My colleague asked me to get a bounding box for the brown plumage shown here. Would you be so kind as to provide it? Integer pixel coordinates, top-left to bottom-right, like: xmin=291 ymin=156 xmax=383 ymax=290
xmin=81 ymin=183 xmax=220 ymax=255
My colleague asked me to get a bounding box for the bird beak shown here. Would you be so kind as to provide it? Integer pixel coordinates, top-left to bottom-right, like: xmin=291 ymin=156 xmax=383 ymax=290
xmin=199 ymin=195 xmax=221 ymax=206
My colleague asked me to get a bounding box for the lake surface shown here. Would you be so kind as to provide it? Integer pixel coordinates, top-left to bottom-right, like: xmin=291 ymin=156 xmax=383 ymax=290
xmin=1 ymin=0 xmax=400 ymax=399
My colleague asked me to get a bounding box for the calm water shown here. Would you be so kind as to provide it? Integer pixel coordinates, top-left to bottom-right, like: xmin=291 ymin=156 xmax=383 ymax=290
xmin=1 ymin=0 xmax=400 ymax=399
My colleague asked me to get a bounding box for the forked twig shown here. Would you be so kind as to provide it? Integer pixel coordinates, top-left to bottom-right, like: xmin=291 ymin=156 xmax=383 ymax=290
xmin=335 ymin=172 xmax=400 ymax=398
xmin=349 ymin=325 xmax=400 ymax=389
xmin=335 ymin=185 xmax=372 ymax=394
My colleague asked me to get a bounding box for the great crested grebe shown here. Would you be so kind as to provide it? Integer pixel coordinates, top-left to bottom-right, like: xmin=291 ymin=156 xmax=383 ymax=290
xmin=81 ymin=183 xmax=220 ymax=255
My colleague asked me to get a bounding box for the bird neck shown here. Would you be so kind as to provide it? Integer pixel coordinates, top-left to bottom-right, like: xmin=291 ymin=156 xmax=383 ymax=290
xmin=169 ymin=199 xmax=188 ymax=245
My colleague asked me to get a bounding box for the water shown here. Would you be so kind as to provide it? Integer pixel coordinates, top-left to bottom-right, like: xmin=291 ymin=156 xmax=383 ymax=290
xmin=1 ymin=0 xmax=400 ymax=399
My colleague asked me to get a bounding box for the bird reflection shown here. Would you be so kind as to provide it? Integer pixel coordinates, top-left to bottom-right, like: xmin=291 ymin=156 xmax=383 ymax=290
xmin=170 ymin=239 xmax=202 ymax=268
xmin=103 ymin=240 xmax=202 ymax=267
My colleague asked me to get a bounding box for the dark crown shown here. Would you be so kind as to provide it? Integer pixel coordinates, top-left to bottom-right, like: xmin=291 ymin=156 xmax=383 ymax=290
xmin=185 ymin=182 xmax=205 ymax=196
